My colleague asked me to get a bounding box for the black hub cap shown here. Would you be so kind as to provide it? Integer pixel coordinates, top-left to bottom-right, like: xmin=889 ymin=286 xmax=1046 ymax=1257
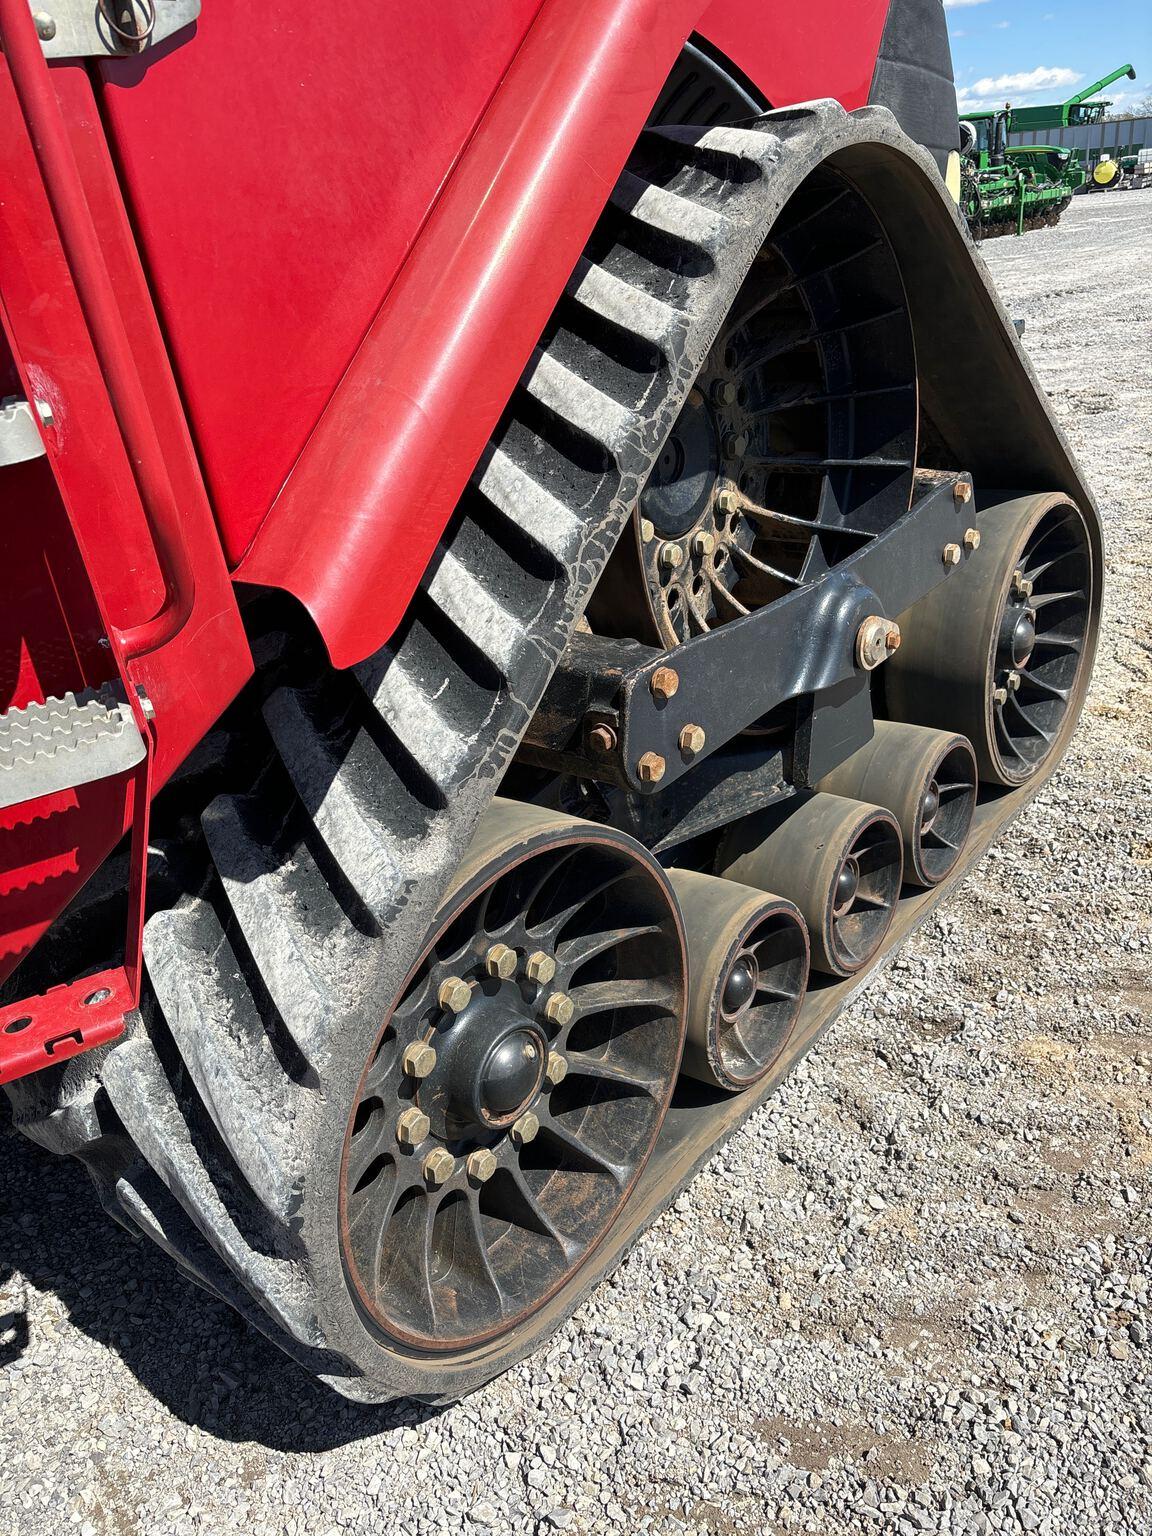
xmin=711 ymin=910 xmax=809 ymax=1088
xmin=721 ymin=956 xmax=758 ymax=1015
xmin=833 ymin=856 xmax=861 ymax=917
xmin=1001 ymin=607 xmax=1037 ymax=670
xmin=920 ymin=780 xmax=941 ymax=832
xmin=340 ymin=824 xmax=686 ymax=1351
xmin=829 ymin=820 xmax=902 ymax=971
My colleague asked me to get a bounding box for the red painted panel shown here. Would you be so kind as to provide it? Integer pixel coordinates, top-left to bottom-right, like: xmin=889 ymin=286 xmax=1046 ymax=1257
xmin=698 ymin=0 xmax=891 ymax=112
xmin=96 ymin=0 xmax=545 ymax=566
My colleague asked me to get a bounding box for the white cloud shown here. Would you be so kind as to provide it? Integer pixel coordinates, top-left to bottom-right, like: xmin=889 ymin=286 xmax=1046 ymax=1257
xmin=943 ymin=0 xmax=991 ymax=8
xmin=994 ymin=20 xmax=1010 ymax=28
xmin=956 ymin=66 xmax=1085 ymax=114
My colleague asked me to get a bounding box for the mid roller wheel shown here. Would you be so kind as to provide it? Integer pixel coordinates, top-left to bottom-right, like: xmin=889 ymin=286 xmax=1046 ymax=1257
xmin=340 ymin=801 xmax=687 ymax=1352
xmin=885 ymin=493 xmax=1096 ymax=787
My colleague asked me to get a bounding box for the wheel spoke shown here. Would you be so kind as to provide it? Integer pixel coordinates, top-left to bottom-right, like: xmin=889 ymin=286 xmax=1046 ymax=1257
xmin=565 ymin=1054 xmax=663 ymax=1098
xmin=501 ymin=1159 xmax=578 ymax=1258
xmin=566 ymin=978 xmax=677 ymax=1016
xmin=537 ymin=1117 xmax=630 ymax=1185
xmin=1028 ymin=588 xmax=1083 ymax=611
xmin=1017 ymin=670 xmax=1069 ymax=702
xmin=1005 ymin=693 xmax=1052 ymax=743
xmin=531 ymin=868 xmax=630 ymax=944
xmin=1030 ymin=633 xmax=1082 ymax=656
xmin=556 ymin=921 xmax=663 ymax=973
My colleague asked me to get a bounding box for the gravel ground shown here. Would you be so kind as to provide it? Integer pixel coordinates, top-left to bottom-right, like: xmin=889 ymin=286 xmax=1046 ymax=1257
xmin=2 ymin=193 xmax=1150 ymax=1536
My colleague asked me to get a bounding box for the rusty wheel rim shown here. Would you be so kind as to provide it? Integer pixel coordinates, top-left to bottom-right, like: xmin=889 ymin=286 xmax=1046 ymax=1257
xmin=339 ymin=827 xmax=686 ymax=1351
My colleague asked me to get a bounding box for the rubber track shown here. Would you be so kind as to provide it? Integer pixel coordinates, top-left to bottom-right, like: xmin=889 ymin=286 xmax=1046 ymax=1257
xmin=9 ymin=103 xmax=928 ymax=1401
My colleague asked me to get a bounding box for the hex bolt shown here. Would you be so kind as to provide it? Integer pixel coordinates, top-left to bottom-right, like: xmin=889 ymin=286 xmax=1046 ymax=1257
xmin=691 ymin=530 xmax=716 ymax=558
xmin=714 ymin=488 xmax=741 ymax=514
xmin=34 ymin=398 xmax=54 ymax=428
xmin=855 ymin=616 xmax=901 ymax=672
xmin=650 ymin=667 xmax=680 ymax=702
xmin=511 ymin=1111 xmax=540 ymax=1146
xmin=545 ymin=1051 xmax=569 ymax=1086
xmin=422 ymin=1148 xmax=456 ymax=1187
xmin=712 ymin=380 xmax=739 ymax=406
xmin=485 ymin=943 xmax=517 ymax=980
xmin=32 ymin=12 xmax=56 ymax=40
xmin=658 ymin=541 xmax=684 ymax=571
xmin=438 ymin=976 xmax=472 ymax=1014
xmin=466 ymin=1148 xmax=498 ymax=1184
xmin=942 ymin=543 xmax=963 ymax=567
xmin=724 ymin=432 xmax=749 ymax=458
xmin=396 ymin=1107 xmax=431 ymax=1148
xmin=544 ymin=992 xmax=575 ymax=1028
xmin=525 ymin=950 xmax=557 ymax=985
xmin=1006 ymin=670 xmax=1022 ymax=693
xmin=637 ymin=751 xmax=667 ymax=784
xmin=953 ymin=480 xmax=973 ymax=505
xmin=679 ymin=723 xmax=706 ymax=757
xmin=401 ymin=1042 xmax=437 ymax=1080
xmin=964 ymin=526 xmax=982 ymax=551
xmin=992 ymin=686 xmax=1009 ymax=706
xmin=639 ymin=518 xmax=656 ymax=543
xmin=1011 ymin=569 xmax=1034 ymax=599
xmin=588 ymin=723 xmax=618 ymax=755
xmin=885 ymin=628 xmax=902 ymax=652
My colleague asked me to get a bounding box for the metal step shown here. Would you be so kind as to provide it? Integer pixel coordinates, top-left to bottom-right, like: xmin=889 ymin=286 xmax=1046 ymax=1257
xmin=0 ymin=685 xmax=147 ymax=809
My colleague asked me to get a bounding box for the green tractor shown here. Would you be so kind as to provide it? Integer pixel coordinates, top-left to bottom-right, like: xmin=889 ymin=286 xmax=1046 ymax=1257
xmin=959 ymin=64 xmax=1136 ymax=236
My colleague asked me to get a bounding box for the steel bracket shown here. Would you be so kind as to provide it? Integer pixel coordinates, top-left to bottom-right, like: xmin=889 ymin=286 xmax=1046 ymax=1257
xmin=31 ymin=0 xmax=199 ymax=59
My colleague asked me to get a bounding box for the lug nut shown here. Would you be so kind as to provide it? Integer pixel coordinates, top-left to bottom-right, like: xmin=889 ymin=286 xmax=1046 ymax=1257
xmin=712 ymin=380 xmax=739 ymax=406
xmin=525 ymin=950 xmax=557 ymax=985
xmin=954 ymin=480 xmax=973 ymax=504
xmin=511 ymin=1111 xmax=540 ymax=1146
xmin=715 ymin=488 xmax=741 ymax=514
xmin=650 ymin=667 xmax=680 ymax=702
xmin=466 ymin=1148 xmax=498 ymax=1184
xmin=679 ymin=723 xmax=706 ymax=756
xmin=658 ymin=541 xmax=684 ymax=570
xmin=544 ymin=992 xmax=575 ymax=1028
xmin=396 ymin=1107 xmax=431 ymax=1148
xmin=438 ymin=976 xmax=472 ymax=1013
xmin=401 ymin=1042 xmax=437 ymax=1080
xmin=691 ymin=530 xmax=716 ymax=558
xmin=485 ymin=943 xmax=517 ymax=980
xmin=942 ymin=543 xmax=963 ymax=567
xmin=1006 ymin=670 xmax=1022 ymax=693
xmin=545 ymin=1051 xmax=569 ymax=1086
xmin=422 ymin=1148 xmax=456 ymax=1186
xmin=588 ymin=723 xmax=617 ymax=755
xmin=964 ymin=526 xmax=981 ymax=551
xmin=1011 ymin=569 xmax=1034 ymax=598
xmin=637 ymin=751 xmax=667 ymax=784
xmin=993 ymin=686 xmax=1009 ymax=706
xmin=639 ymin=518 xmax=656 ymax=543
xmin=724 ymin=432 xmax=749 ymax=458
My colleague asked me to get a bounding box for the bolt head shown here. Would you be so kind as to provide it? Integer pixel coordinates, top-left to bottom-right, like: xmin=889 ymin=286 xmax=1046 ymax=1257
xmin=678 ymin=723 xmax=706 ymax=756
xmin=544 ymin=992 xmax=575 ymax=1028
xmin=691 ymin=530 xmax=716 ymax=558
xmin=1006 ymin=670 xmax=1022 ymax=693
xmin=33 ymin=12 xmax=56 ymax=40
xmin=438 ymin=976 xmax=472 ymax=1013
xmin=724 ymin=433 xmax=749 ymax=458
xmin=993 ymin=686 xmax=1009 ymax=706
xmin=545 ymin=1051 xmax=569 ymax=1086
xmin=637 ymin=751 xmax=667 ymax=785
xmin=650 ymin=667 xmax=680 ymax=702
xmin=485 ymin=943 xmax=517 ymax=980
xmin=511 ymin=1111 xmax=540 ymax=1146
xmin=1011 ymin=570 xmax=1034 ymax=598
xmin=422 ymin=1148 xmax=456 ymax=1186
xmin=942 ymin=543 xmax=963 ymax=567
xmin=466 ymin=1148 xmax=498 ymax=1184
xmin=963 ymin=526 xmax=981 ymax=551
xmin=658 ymin=541 xmax=684 ymax=570
xmin=856 ymin=616 xmax=901 ymax=672
xmin=954 ymin=480 xmax=973 ymax=504
xmin=712 ymin=380 xmax=739 ymax=406
xmin=396 ymin=1107 xmax=431 ymax=1148
xmin=401 ymin=1042 xmax=437 ymax=1080
xmin=525 ymin=950 xmax=557 ymax=985
xmin=587 ymin=723 xmax=618 ymax=755
xmin=639 ymin=518 xmax=656 ymax=543
xmin=714 ymin=488 xmax=741 ymax=515
xmin=884 ymin=627 xmax=902 ymax=652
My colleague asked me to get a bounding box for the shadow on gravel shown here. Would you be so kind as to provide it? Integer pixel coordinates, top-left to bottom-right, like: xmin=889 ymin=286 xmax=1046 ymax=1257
xmin=0 ymin=1112 xmax=443 ymax=1451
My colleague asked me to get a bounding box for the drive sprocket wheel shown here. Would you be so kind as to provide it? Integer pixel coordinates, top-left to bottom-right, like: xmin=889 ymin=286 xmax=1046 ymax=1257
xmin=586 ymin=163 xmax=918 ymax=648
xmin=885 ymin=493 xmax=1096 ymax=787
xmin=341 ymin=801 xmax=687 ymax=1350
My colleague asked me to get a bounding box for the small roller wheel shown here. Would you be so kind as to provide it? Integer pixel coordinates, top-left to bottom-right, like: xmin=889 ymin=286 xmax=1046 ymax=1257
xmin=885 ymin=493 xmax=1096 ymax=787
xmin=716 ymin=793 xmax=903 ymax=977
xmin=668 ymin=870 xmax=809 ymax=1092
xmin=815 ymin=722 xmax=977 ymax=888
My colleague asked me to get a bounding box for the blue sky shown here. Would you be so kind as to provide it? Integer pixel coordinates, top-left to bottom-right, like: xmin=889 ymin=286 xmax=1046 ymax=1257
xmin=945 ymin=0 xmax=1152 ymax=114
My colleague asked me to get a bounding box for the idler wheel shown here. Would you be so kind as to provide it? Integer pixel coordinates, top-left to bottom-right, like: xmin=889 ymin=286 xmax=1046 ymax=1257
xmin=716 ymin=794 xmax=903 ymax=977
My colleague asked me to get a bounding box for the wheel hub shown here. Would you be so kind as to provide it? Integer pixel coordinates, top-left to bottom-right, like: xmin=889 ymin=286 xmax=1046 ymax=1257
xmin=425 ymin=982 xmax=548 ymax=1135
xmin=833 ymin=856 xmax=860 ymax=917
xmin=920 ymin=780 xmax=941 ymax=832
xmin=721 ymin=954 xmax=759 ymax=1016
xmin=1000 ymin=605 xmax=1036 ymax=670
